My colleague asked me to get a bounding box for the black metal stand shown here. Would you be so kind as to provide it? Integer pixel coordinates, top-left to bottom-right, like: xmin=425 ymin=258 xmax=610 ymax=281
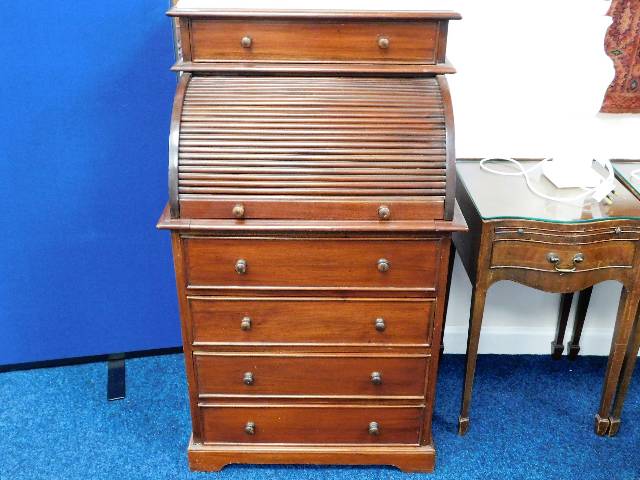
xmin=107 ymin=353 xmax=126 ymax=401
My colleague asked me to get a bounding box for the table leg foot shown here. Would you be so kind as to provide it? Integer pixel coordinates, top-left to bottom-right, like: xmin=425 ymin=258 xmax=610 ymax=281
xmin=567 ymin=342 xmax=580 ymax=361
xmin=458 ymin=416 xmax=470 ymax=436
xmin=607 ymin=417 xmax=621 ymax=437
xmin=551 ymin=341 xmax=564 ymax=360
xmin=594 ymin=414 xmax=611 ymax=436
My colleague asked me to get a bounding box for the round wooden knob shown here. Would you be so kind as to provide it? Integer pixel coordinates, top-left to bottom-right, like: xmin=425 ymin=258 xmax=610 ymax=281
xmin=378 ymin=205 xmax=390 ymax=220
xmin=232 ymin=204 xmax=245 ymax=218
xmin=375 ymin=317 xmax=386 ymax=332
xmin=243 ymin=372 xmax=254 ymax=385
xmin=370 ymin=371 xmax=382 ymax=385
xmin=377 ymin=259 xmax=390 ymax=273
xmin=245 ymin=421 xmax=256 ymax=435
xmin=235 ymin=259 xmax=247 ymax=274
xmin=378 ymin=37 xmax=390 ymax=49
xmin=241 ymin=316 xmax=252 ymax=331
xmin=368 ymin=421 xmax=380 ymax=435
xmin=241 ymin=36 xmax=252 ymax=48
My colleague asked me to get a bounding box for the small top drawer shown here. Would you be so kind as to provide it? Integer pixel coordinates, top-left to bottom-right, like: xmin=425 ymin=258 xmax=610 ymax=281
xmin=168 ymin=9 xmax=460 ymax=66
xmin=188 ymin=19 xmax=441 ymax=63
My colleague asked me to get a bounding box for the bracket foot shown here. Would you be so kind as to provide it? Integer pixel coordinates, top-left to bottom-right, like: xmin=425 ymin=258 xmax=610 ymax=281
xmin=607 ymin=417 xmax=621 ymax=437
xmin=567 ymin=342 xmax=580 ymax=361
xmin=551 ymin=342 xmax=564 ymax=360
xmin=594 ymin=414 xmax=610 ymax=436
xmin=458 ymin=416 xmax=470 ymax=436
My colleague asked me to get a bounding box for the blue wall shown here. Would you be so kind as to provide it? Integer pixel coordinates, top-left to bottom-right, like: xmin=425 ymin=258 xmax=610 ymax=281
xmin=0 ymin=2 xmax=180 ymax=365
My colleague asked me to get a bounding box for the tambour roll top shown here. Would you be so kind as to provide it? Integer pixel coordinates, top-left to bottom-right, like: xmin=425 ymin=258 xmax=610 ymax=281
xmin=167 ymin=5 xmax=459 ymax=223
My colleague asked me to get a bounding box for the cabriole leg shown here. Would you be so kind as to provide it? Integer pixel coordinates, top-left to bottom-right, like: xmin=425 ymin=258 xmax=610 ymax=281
xmin=552 ymin=293 xmax=574 ymax=359
xmin=458 ymin=284 xmax=488 ymax=435
xmin=607 ymin=307 xmax=640 ymax=436
xmin=594 ymin=287 xmax=639 ymax=436
xmin=568 ymin=287 xmax=592 ymax=360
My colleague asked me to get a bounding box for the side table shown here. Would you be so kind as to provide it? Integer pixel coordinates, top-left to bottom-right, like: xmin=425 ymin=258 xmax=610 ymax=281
xmin=550 ymin=159 xmax=640 ymax=435
xmin=453 ymin=159 xmax=640 ymax=437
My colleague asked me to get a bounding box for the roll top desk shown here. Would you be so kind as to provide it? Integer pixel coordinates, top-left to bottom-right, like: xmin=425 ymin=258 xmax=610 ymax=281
xmin=158 ymin=2 xmax=465 ymax=472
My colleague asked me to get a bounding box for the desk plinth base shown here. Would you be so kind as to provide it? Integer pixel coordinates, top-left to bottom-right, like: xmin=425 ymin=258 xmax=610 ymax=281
xmin=187 ymin=436 xmax=435 ymax=473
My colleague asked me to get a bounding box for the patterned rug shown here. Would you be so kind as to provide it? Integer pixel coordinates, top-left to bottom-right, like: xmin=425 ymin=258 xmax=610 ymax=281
xmin=601 ymin=0 xmax=640 ymax=113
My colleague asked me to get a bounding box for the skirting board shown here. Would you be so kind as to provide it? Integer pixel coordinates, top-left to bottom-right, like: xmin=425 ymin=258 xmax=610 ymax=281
xmin=442 ymin=325 xmax=639 ymax=356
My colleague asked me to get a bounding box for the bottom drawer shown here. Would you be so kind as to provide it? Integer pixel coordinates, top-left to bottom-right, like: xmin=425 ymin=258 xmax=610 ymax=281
xmin=200 ymin=405 xmax=422 ymax=445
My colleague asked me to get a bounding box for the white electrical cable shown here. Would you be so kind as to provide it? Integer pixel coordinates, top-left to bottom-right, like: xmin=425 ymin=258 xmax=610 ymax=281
xmin=479 ymin=157 xmax=614 ymax=204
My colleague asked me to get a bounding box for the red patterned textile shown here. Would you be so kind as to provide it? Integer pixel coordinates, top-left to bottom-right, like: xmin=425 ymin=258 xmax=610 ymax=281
xmin=601 ymin=0 xmax=640 ymax=113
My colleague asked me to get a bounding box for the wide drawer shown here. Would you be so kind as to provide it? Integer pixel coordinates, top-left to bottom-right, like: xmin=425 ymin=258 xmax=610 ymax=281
xmin=491 ymin=228 xmax=637 ymax=273
xmin=200 ymin=405 xmax=422 ymax=444
xmin=188 ymin=19 xmax=440 ymax=63
xmin=189 ymin=297 xmax=435 ymax=346
xmin=183 ymin=237 xmax=440 ymax=290
xmin=194 ymin=353 xmax=428 ymax=397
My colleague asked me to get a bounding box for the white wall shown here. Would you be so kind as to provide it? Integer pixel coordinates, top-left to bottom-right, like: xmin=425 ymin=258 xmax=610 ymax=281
xmin=442 ymin=0 xmax=640 ymax=354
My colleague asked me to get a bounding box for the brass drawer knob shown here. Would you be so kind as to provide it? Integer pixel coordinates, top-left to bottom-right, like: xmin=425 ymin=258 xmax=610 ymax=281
xmin=243 ymin=372 xmax=254 ymax=385
xmin=377 ymin=258 xmax=390 ymax=273
xmin=377 ymin=37 xmax=390 ymax=49
xmin=245 ymin=421 xmax=256 ymax=435
xmin=378 ymin=205 xmax=390 ymax=220
xmin=232 ymin=204 xmax=245 ymax=219
xmin=375 ymin=317 xmax=386 ymax=332
xmin=241 ymin=316 xmax=252 ymax=331
xmin=241 ymin=36 xmax=252 ymax=48
xmin=370 ymin=371 xmax=382 ymax=385
xmin=235 ymin=259 xmax=247 ymax=275
xmin=368 ymin=421 xmax=380 ymax=436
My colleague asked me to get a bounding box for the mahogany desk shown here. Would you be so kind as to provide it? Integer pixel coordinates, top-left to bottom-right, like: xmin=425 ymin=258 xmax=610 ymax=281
xmin=452 ymin=159 xmax=640 ymax=437
xmin=550 ymin=159 xmax=640 ymax=435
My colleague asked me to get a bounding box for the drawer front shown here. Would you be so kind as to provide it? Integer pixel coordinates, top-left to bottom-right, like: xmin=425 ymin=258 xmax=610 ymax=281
xmin=490 ymin=238 xmax=636 ymax=273
xmin=189 ymin=297 xmax=435 ymax=346
xmin=200 ymin=405 xmax=422 ymax=444
xmin=184 ymin=237 xmax=440 ymax=290
xmin=189 ymin=19 xmax=440 ymax=63
xmin=180 ymin=199 xmax=444 ymax=223
xmin=194 ymin=353 xmax=428 ymax=397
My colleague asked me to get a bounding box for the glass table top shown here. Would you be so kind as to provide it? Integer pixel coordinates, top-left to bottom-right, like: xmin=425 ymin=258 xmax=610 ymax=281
xmin=456 ymin=159 xmax=640 ymax=223
xmin=612 ymin=160 xmax=640 ymax=201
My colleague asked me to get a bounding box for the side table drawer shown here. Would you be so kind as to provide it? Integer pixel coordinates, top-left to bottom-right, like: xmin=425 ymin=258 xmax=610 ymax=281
xmin=200 ymin=405 xmax=422 ymax=444
xmin=491 ymin=233 xmax=637 ymax=273
xmin=194 ymin=353 xmax=428 ymax=397
xmin=183 ymin=237 xmax=440 ymax=290
xmin=189 ymin=297 xmax=435 ymax=346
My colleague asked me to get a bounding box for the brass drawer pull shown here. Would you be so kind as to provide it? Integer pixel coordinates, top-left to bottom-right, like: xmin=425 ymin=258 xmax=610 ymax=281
xmin=368 ymin=421 xmax=380 ymax=435
xmin=244 ymin=421 xmax=256 ymax=435
xmin=374 ymin=317 xmax=386 ymax=332
xmin=370 ymin=371 xmax=382 ymax=385
xmin=235 ymin=259 xmax=247 ymax=274
xmin=241 ymin=36 xmax=252 ymax=48
xmin=240 ymin=316 xmax=252 ymax=331
xmin=377 ymin=37 xmax=390 ymax=49
xmin=243 ymin=372 xmax=254 ymax=385
xmin=378 ymin=205 xmax=390 ymax=220
xmin=377 ymin=258 xmax=390 ymax=273
xmin=546 ymin=252 xmax=584 ymax=273
xmin=232 ymin=204 xmax=245 ymax=218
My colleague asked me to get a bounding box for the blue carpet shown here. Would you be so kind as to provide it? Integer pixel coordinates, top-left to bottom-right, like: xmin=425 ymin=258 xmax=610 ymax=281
xmin=0 ymin=354 xmax=638 ymax=480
